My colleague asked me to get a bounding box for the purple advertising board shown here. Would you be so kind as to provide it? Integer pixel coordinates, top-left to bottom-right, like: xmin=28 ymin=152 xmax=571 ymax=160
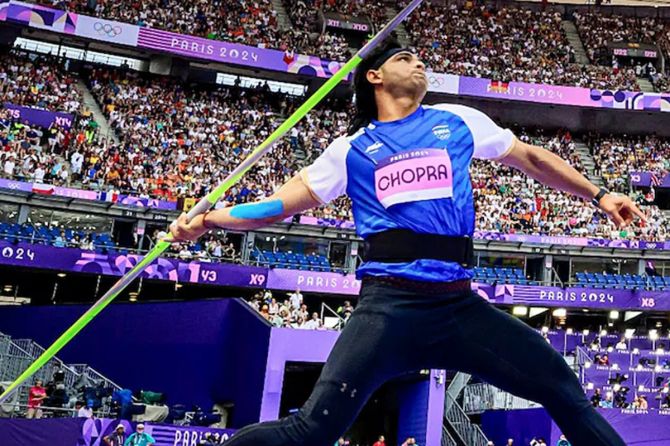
xmin=0 ymin=1 xmax=349 ymax=80
xmin=475 ymin=282 xmax=670 ymax=311
xmin=4 ymin=103 xmax=75 ymax=129
xmin=2 ymin=240 xmax=670 ymax=309
xmin=0 ymin=241 xmax=267 ymax=288
xmin=266 ymin=268 xmax=361 ymax=295
xmin=629 ymin=171 xmax=670 ymax=188
xmin=0 ymin=417 xmax=237 ymax=446
xmin=136 ymin=27 xmax=350 ymax=80
xmin=473 ymin=230 xmax=669 ymax=250
xmin=0 ymin=178 xmax=178 ymax=210
xmin=457 ymin=75 xmax=670 ymax=112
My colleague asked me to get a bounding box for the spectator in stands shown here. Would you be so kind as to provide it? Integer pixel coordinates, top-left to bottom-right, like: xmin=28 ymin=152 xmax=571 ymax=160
xmin=615 ymin=337 xmax=627 ymax=350
xmin=259 ymin=304 xmax=271 ymax=321
xmin=289 ymin=289 xmax=303 ymax=311
xmin=104 ymin=424 xmax=128 ymax=446
xmin=556 ymin=435 xmax=571 ymax=446
xmin=633 ymin=395 xmax=648 ymax=410
xmin=124 ymin=424 xmax=155 ymax=446
xmin=599 ymin=393 xmax=613 ymax=409
xmin=76 ymin=400 xmax=94 ymax=418
xmin=590 ymin=388 xmax=602 ymax=407
xmin=303 ymin=312 xmax=322 ymax=330
xmin=26 ymin=379 xmax=47 ymax=419
xmin=506 ymin=440 xmax=514 ymax=446
xmin=373 ymin=436 xmax=386 ymax=446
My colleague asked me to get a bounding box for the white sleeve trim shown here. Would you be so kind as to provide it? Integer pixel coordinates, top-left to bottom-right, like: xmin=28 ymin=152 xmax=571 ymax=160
xmin=301 ymin=136 xmax=351 ymax=204
xmin=426 ymin=103 xmax=515 ymax=160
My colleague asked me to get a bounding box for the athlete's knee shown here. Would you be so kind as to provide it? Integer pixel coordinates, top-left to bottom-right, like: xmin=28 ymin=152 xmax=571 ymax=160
xmin=532 ymin=368 xmax=589 ymax=412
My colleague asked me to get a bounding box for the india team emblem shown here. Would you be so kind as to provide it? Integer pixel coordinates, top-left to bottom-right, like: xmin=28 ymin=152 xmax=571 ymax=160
xmin=432 ymin=124 xmax=451 ymax=140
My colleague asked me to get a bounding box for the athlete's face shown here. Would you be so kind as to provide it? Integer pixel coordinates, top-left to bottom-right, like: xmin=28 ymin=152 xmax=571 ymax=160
xmin=367 ymin=51 xmax=427 ymax=99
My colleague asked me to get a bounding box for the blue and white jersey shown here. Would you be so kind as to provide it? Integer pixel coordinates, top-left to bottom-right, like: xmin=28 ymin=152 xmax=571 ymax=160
xmin=300 ymin=103 xmax=515 ymax=282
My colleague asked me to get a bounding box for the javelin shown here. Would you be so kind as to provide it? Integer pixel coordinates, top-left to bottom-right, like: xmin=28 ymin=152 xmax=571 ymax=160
xmin=0 ymin=0 xmax=425 ymax=403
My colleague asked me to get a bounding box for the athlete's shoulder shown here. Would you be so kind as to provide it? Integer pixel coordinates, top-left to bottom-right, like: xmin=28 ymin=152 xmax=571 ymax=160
xmin=424 ymin=103 xmax=488 ymax=120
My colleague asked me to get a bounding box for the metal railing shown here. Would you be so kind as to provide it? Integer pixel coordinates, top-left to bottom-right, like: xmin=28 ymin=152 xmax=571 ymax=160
xmin=441 ymin=426 xmax=458 ymax=446
xmin=443 ymin=392 xmax=489 ymax=446
xmin=446 ymin=372 xmax=471 ymax=401
xmin=0 ymin=331 xmax=124 ymax=416
xmin=462 ymin=383 xmax=540 ymax=414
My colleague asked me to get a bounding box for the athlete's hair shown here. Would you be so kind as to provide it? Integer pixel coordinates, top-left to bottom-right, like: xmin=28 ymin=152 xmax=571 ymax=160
xmin=347 ymin=38 xmax=402 ymax=136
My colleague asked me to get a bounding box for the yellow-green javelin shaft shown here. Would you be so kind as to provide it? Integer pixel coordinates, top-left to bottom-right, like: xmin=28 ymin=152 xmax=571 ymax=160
xmin=0 ymin=0 xmax=425 ymax=404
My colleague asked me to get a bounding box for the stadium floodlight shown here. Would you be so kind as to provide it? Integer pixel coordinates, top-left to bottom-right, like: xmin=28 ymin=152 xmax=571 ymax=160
xmin=0 ymin=0 xmax=427 ymax=404
xmin=512 ymin=306 xmax=528 ymax=316
xmin=552 ymin=308 xmax=567 ymax=318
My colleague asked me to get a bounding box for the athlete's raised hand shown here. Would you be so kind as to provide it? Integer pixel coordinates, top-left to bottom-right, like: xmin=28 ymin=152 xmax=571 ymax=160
xmin=599 ymin=194 xmax=647 ymax=229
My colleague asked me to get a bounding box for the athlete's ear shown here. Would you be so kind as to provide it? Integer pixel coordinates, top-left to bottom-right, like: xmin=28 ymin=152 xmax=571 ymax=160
xmin=366 ymin=69 xmax=383 ymax=86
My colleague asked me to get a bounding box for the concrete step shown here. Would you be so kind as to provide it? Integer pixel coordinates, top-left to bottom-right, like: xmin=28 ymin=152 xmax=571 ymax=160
xmin=637 ymin=77 xmax=655 ymax=93
xmin=385 ymin=7 xmax=410 ymax=47
xmin=75 ymin=80 xmax=118 ymax=145
xmin=561 ymin=20 xmax=590 ymax=65
xmin=271 ymin=0 xmax=292 ymax=31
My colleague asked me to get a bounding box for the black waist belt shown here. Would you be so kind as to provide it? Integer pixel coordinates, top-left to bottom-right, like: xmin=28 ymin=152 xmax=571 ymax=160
xmin=362 ymin=229 xmax=474 ymax=268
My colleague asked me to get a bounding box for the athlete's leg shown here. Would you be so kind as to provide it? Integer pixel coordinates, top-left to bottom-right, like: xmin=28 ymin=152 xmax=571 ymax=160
xmin=437 ymin=293 xmax=625 ymax=446
xmin=225 ymin=282 xmax=418 ymax=446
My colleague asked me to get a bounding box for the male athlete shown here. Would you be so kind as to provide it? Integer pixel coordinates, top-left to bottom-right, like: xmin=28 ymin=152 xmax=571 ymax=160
xmin=170 ymin=41 xmax=639 ymax=445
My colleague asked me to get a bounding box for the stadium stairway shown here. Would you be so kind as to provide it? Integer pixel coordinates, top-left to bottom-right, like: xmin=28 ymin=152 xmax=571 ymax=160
xmin=573 ymin=140 xmax=604 ymax=187
xmin=560 ymin=20 xmax=589 ymax=65
xmin=75 ymin=79 xmax=119 ymax=145
xmin=271 ymin=0 xmax=292 ymax=32
xmin=443 ymin=372 xmax=491 ymax=446
xmin=0 ymin=330 xmax=123 ymax=414
xmin=384 ymin=6 xmax=410 ymax=47
xmin=637 ymin=77 xmax=655 ymax=93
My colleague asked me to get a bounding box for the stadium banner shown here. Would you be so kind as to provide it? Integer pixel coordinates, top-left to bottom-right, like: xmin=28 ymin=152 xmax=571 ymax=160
xmin=0 ymin=417 xmax=236 ymax=446
xmin=136 ymin=27 xmax=351 ymax=80
xmin=116 ymin=194 xmax=177 ymax=211
xmin=0 ymin=178 xmax=178 ymax=210
xmin=474 ymin=230 xmax=669 ymax=250
xmin=426 ymin=71 xmax=460 ymax=95
xmin=629 ymin=171 xmax=670 ymax=188
xmin=456 ymin=76 xmax=670 ymax=112
xmin=0 ymin=240 xmax=669 ymax=307
xmin=1 ymin=0 xmax=77 ymax=34
xmin=3 ymin=103 xmax=75 ymax=130
xmin=266 ymin=268 xmax=361 ymax=295
xmin=475 ymin=282 xmax=670 ymax=311
xmin=323 ymin=12 xmax=371 ymax=33
xmin=0 ymin=240 xmax=268 ymax=288
xmin=74 ymin=14 xmax=140 ymax=46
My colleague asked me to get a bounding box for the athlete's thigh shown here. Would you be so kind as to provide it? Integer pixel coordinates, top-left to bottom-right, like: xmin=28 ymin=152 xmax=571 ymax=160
xmin=300 ymin=285 xmax=417 ymax=428
xmin=444 ymin=294 xmax=574 ymax=400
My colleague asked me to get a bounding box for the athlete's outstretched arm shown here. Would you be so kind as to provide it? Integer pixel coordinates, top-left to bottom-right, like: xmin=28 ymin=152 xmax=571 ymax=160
xmin=498 ymin=138 xmax=646 ymax=228
xmin=169 ymin=173 xmax=322 ymax=242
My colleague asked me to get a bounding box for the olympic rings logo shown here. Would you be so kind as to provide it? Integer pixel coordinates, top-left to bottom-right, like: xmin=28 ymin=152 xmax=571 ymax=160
xmin=93 ymin=22 xmax=123 ymax=37
xmin=427 ymin=73 xmax=445 ymax=87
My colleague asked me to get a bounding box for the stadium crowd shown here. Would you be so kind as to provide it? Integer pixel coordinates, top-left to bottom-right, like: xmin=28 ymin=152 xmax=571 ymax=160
xmin=29 ymin=0 xmax=669 ymax=91
xmin=588 ymin=135 xmax=670 ymax=193
xmin=0 ymin=52 xmax=83 ymax=113
xmin=402 ymin=3 xmax=641 ymax=91
xmin=248 ymin=288 xmax=355 ymax=330
xmin=472 ymin=130 xmax=667 ymax=241
xmin=0 ymin=50 xmax=666 ymax=243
